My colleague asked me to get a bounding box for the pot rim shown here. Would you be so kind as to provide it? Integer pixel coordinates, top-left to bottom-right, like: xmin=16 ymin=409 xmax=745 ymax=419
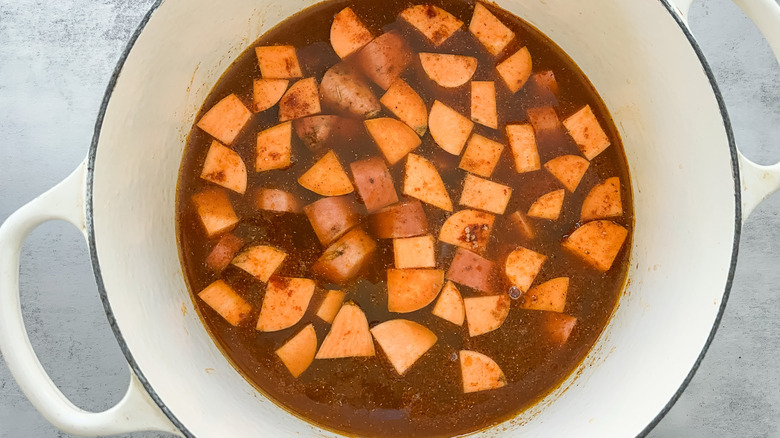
xmin=84 ymin=1 xmax=742 ymax=437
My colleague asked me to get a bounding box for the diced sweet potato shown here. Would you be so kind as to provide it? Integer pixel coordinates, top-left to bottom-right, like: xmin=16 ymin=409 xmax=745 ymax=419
xmin=196 ymin=94 xmax=252 ymax=145
xmin=192 ymin=188 xmax=239 ymax=238
xmin=293 ymin=115 xmax=362 ymax=152
xmin=432 ymin=281 xmax=465 ymax=326
xmin=198 ymin=280 xmax=252 ymax=326
xmin=315 ymin=302 xmax=375 ymax=358
xmin=256 ymin=121 xmax=292 ymax=172
xmin=298 ymin=150 xmax=354 ymax=196
xmin=419 ymin=53 xmax=477 ymax=88
xmin=469 ymin=3 xmax=515 ymax=56
xmin=369 ymin=200 xmax=429 ymax=238
xmin=350 ymin=157 xmax=398 ymax=212
xmin=509 ymin=210 xmax=535 ymax=240
xmin=527 ymin=106 xmax=562 ymax=135
xmin=255 ymin=45 xmax=303 ymax=79
xmin=253 ymin=78 xmax=289 ymax=113
xmin=231 ymin=245 xmax=286 ymax=282
xmin=399 ymin=5 xmax=463 ymax=46
xmin=304 ymin=196 xmax=360 ymax=246
xmin=496 ymin=47 xmax=532 ymax=93
xmin=316 ymin=290 xmax=346 ymax=324
xmin=255 ymin=188 xmax=302 ymax=213
xmin=371 ymin=319 xmax=437 ymax=375
xmin=460 ymin=350 xmax=507 ymax=393
xmin=446 ymin=248 xmax=495 ymax=294
xmin=563 ymin=105 xmax=611 ymax=160
xmin=581 ymin=177 xmax=623 ymax=221
xmin=276 ymin=324 xmax=317 ymax=378
xmin=471 ymin=81 xmax=497 ymax=129
xmin=364 ymin=117 xmax=421 ymax=165
xmin=464 ymin=294 xmax=509 ymax=336
xmin=256 ymin=277 xmax=316 ymax=332
xmin=279 ymin=77 xmax=321 ymax=122
xmin=562 ymin=220 xmax=628 ymax=272
xmin=527 ymin=189 xmax=565 ymax=220
xmin=205 ymin=233 xmax=243 ymax=272
xmin=403 ymin=153 xmax=453 ymax=211
xmin=355 ymin=30 xmax=413 ymax=90
xmin=387 ymin=268 xmax=445 ymax=313
xmin=330 ymin=7 xmax=374 ymax=59
xmin=506 ymin=124 xmax=540 ymax=173
xmin=439 ymin=209 xmax=495 ymax=253
xmin=320 ymin=63 xmax=380 ymax=119
xmin=313 ymin=228 xmax=377 ymax=285
xmin=429 ymin=100 xmax=474 ymax=156
xmin=459 ymin=174 xmax=512 ymax=215
xmin=459 ymin=134 xmax=504 ymax=178
xmin=545 ymin=155 xmax=589 ymax=192
xmin=380 ymin=79 xmax=428 ymax=136
xmin=504 ymin=247 xmax=546 ymax=292
xmin=542 ymin=312 xmax=578 ymax=345
xmin=200 ymin=140 xmax=247 ymax=194
xmin=527 ymin=70 xmax=559 ymax=106
xmin=393 ymin=235 xmax=436 ymax=269
xmin=519 ymin=277 xmax=568 ymax=313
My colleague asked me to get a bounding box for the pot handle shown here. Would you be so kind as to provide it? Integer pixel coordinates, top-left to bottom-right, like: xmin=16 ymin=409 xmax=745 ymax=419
xmin=670 ymin=0 xmax=780 ymax=220
xmin=0 ymin=160 xmax=180 ymax=436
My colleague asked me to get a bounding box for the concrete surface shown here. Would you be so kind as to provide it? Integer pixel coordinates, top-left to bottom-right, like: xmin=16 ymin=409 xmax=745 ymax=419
xmin=1 ymin=0 xmax=779 ymax=437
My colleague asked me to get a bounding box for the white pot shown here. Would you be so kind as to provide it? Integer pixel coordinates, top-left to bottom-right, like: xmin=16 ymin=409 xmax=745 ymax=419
xmin=2 ymin=0 xmax=780 ymax=436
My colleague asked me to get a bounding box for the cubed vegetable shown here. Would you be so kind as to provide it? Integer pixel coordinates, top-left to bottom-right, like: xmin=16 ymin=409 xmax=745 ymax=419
xmin=256 ymin=277 xmax=316 ymax=332
xmin=380 ymin=79 xmax=428 ymax=136
xmin=439 ymin=209 xmax=495 ymax=254
xmin=403 ymin=153 xmax=453 ymax=211
xmin=527 ymin=70 xmax=559 ymax=106
xmin=581 ymin=177 xmax=623 ymax=221
xmin=330 ymin=7 xmax=373 ymax=59
xmin=313 ymin=228 xmax=377 ymax=284
xmin=276 ymin=324 xmax=317 ymax=378
xmin=527 ymin=106 xmax=561 ymax=135
xmin=198 ymin=280 xmax=252 ymax=326
xmin=192 ymin=188 xmax=239 ymax=238
xmin=527 ymin=189 xmax=565 ymax=220
xmin=431 ymin=281 xmax=465 ymax=326
xmin=506 ymin=123 xmax=540 ymax=173
xmin=256 ymin=121 xmax=292 ymax=172
xmin=504 ymin=247 xmax=546 ymax=292
xmin=253 ymin=78 xmax=289 ymax=113
xmin=459 ymin=134 xmax=504 ymax=178
xmin=509 ymin=210 xmax=535 ymax=240
xmin=303 ymin=195 xmax=360 ymax=246
xmin=196 ymin=94 xmax=252 ymax=145
xmin=205 ymin=233 xmax=243 ymax=272
xmin=279 ymin=77 xmax=321 ymax=122
xmin=420 ymin=53 xmax=477 ymax=88
xmin=316 ymin=290 xmax=346 ymax=324
xmin=459 ymin=173 xmax=512 ymax=215
xmin=544 ymin=155 xmax=589 ymax=192
xmin=460 ymin=350 xmax=507 ymax=393
xmin=371 ymin=319 xmax=437 ymax=375
xmin=464 ymin=294 xmax=509 ymax=336
xmin=393 ymin=235 xmax=436 ymax=269
xmin=446 ymin=248 xmax=495 ymax=294
xmin=315 ymin=302 xmax=375 ymax=358
xmin=387 ymin=268 xmax=445 ymax=313
xmin=350 ymin=157 xmax=398 ymax=212
xmin=255 ymin=45 xmax=303 ymax=79
xmin=542 ymin=312 xmax=578 ymax=345
xmin=320 ymin=63 xmax=380 ymax=119
xmin=518 ymin=277 xmax=568 ymax=313
xmin=562 ymin=220 xmax=628 ymax=271
xmin=369 ymin=200 xmax=429 ymax=238
xmin=298 ymin=150 xmax=354 ymax=196
xmin=496 ymin=47 xmax=532 ymax=93
xmin=364 ymin=117 xmax=421 ymax=165
xmin=563 ymin=105 xmax=611 ymax=160
xmin=293 ymin=115 xmax=361 ymax=152
xmin=231 ymin=245 xmax=287 ymax=282
xmin=399 ymin=4 xmax=463 ymax=46
xmin=469 ymin=3 xmax=514 ymax=56
xmin=471 ymin=81 xmax=497 ymax=129
xmin=355 ymin=30 xmax=413 ymax=89
xmin=200 ymin=140 xmax=247 ymax=194
xmin=255 ymin=188 xmax=302 ymax=214
xmin=429 ymin=100 xmax=474 ymax=156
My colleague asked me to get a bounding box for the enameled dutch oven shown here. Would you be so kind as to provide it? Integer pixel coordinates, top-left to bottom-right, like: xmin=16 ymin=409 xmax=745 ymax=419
xmin=2 ymin=0 xmax=780 ymax=436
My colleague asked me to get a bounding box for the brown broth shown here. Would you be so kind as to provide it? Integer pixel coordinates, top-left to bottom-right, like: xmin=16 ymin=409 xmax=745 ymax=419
xmin=176 ymin=0 xmax=634 ymax=436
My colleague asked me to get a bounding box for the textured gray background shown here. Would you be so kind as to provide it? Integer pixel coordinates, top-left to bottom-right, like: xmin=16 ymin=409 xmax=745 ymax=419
xmin=1 ymin=0 xmax=779 ymax=437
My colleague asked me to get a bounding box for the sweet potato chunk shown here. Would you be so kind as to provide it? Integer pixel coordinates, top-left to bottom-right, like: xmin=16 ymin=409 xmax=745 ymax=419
xmin=506 ymin=124 xmax=540 ymax=173
xmin=439 ymin=209 xmax=495 ymax=253
xmin=581 ymin=177 xmax=623 ymax=221
xmin=504 ymin=247 xmax=546 ymax=292
xmin=255 ymin=188 xmax=302 ymax=214
xmin=460 ymin=350 xmax=507 ymax=393
xmin=205 ymin=233 xmax=243 ymax=272
xmin=304 ymin=196 xmax=360 ymax=246
xmin=563 ymin=105 xmax=611 ymax=160
xmin=393 ymin=235 xmax=436 ymax=269
xmin=403 ymin=153 xmax=453 ymax=211
xmin=432 ymin=281 xmax=465 ymax=326
xmin=519 ymin=277 xmax=568 ymax=313
xmin=330 ymin=7 xmax=373 ymax=59
xmin=279 ymin=77 xmax=321 ymax=122
xmin=256 ymin=121 xmax=292 ymax=172
xmin=464 ymin=294 xmax=509 ymax=336
xmin=298 ymin=151 xmax=354 ymax=196
xmin=350 ymin=157 xmax=398 ymax=212
xmin=429 ymin=100 xmax=474 ymax=155
xmin=200 ymin=140 xmax=247 ymax=194
xmin=562 ymin=220 xmax=628 ymax=272
xmin=527 ymin=70 xmax=559 ymax=106
xmin=509 ymin=210 xmax=535 ymax=240
xmin=371 ymin=319 xmax=437 ymax=375
xmin=365 ymin=117 xmax=421 ymax=165
xmin=369 ymin=200 xmax=428 ymax=238
xmin=469 ymin=3 xmax=514 ymax=56
xmin=459 ymin=174 xmax=512 ymax=215
xmin=527 ymin=106 xmax=562 ymax=135
xmin=293 ymin=115 xmax=361 ymax=152
xmin=420 ymin=53 xmax=477 ymax=88
xmin=380 ymin=79 xmax=428 ymax=136
xmin=459 ymin=134 xmax=504 ymax=178
xmin=276 ymin=324 xmax=317 ymax=378
xmin=543 ymin=313 xmax=578 ymax=345
xmin=545 ymin=155 xmax=589 ymax=192
xmin=316 ymin=290 xmax=346 ymax=324
xmin=255 ymin=45 xmax=302 ymax=79
xmin=192 ymin=188 xmax=239 ymax=238
xmin=313 ymin=228 xmax=377 ymax=284
xmin=198 ymin=280 xmax=252 ymax=326
xmin=196 ymin=94 xmax=252 ymax=145
xmin=446 ymin=248 xmax=495 ymax=294
xmin=256 ymin=277 xmax=316 ymax=332
xmin=496 ymin=47 xmax=532 ymax=93
xmin=320 ymin=63 xmax=380 ymax=119
xmin=527 ymin=189 xmax=565 ymax=220
xmin=387 ymin=268 xmax=445 ymax=313
xmin=471 ymin=81 xmax=497 ymax=129
xmin=253 ymin=78 xmax=289 ymax=113
xmin=231 ymin=245 xmax=287 ymax=282
xmin=316 ymin=302 xmax=375 ymax=358
xmin=399 ymin=5 xmax=463 ymax=46
xmin=355 ymin=30 xmax=413 ymax=90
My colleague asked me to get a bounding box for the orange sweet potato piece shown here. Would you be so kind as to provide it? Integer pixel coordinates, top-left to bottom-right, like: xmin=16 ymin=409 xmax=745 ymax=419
xmin=380 ymin=79 xmax=428 ymax=136
xmin=192 ymin=188 xmax=239 ymax=238
xmin=256 ymin=277 xmax=316 ymax=332
xmin=399 ymin=5 xmax=463 ymax=46
xmin=369 ymin=200 xmax=429 ymax=239
xmin=350 ymin=157 xmax=398 ymax=212
xmin=196 ymin=94 xmax=252 ymax=145
xmin=459 ymin=174 xmax=512 ymax=215
xmin=320 ymin=63 xmax=380 ymax=119
xmin=471 ymin=81 xmax=497 ymax=129
xmin=298 ymin=150 xmax=354 ymax=196
xmin=200 ymin=140 xmax=247 ymax=194
xmin=439 ymin=209 xmax=494 ymax=254
xmin=276 ymin=324 xmax=317 ymax=378
xmin=527 ymin=189 xmax=565 ymax=220
xmin=316 ymin=290 xmax=346 ymax=324
xmin=371 ymin=319 xmax=437 ymax=375
xmin=527 ymin=106 xmax=562 ymax=135
xmin=545 ymin=155 xmax=590 ymax=192
xmin=403 ymin=153 xmax=453 ymax=211
xmin=446 ymin=248 xmax=495 ymax=294
xmin=429 ymin=100 xmax=474 ymax=156
xmin=542 ymin=312 xmax=578 ymax=345
xmin=231 ymin=245 xmax=286 ymax=283
xmin=255 ymin=188 xmax=302 ymax=214
xmin=279 ymin=77 xmax=321 ymax=122
xmin=293 ymin=115 xmax=362 ymax=152
xmin=330 ymin=7 xmax=374 ymax=59
xmin=420 ymin=53 xmax=477 ymax=88
xmin=563 ymin=105 xmax=611 ymax=160
xmin=496 ymin=47 xmax=532 ymax=93
xmin=205 ymin=233 xmax=243 ymax=272
xmin=469 ymin=3 xmax=514 ymax=56
xmin=364 ymin=117 xmax=421 ymax=165
xmin=393 ymin=235 xmax=436 ymax=269
xmin=387 ymin=268 xmax=445 ymax=313
xmin=355 ymin=30 xmax=413 ymax=90
xmin=562 ymin=220 xmax=628 ymax=272
xmin=504 ymin=247 xmax=546 ymax=292
xmin=198 ymin=280 xmax=252 ymax=326
xmin=255 ymin=45 xmax=303 ymax=79
xmin=506 ymin=124 xmax=540 ymax=173
xmin=313 ymin=228 xmax=377 ymax=285
xmin=253 ymin=78 xmax=289 ymax=113
xmin=526 ymin=70 xmax=559 ymax=106
xmin=581 ymin=177 xmax=623 ymax=221
xmin=519 ymin=277 xmax=568 ymax=313
xmin=460 ymin=350 xmax=507 ymax=393
xmin=459 ymin=134 xmax=504 ymax=178
xmin=315 ymin=302 xmax=375 ymax=358
xmin=464 ymin=294 xmax=509 ymax=336
xmin=256 ymin=121 xmax=292 ymax=172
xmin=432 ymin=281 xmax=465 ymax=326
xmin=303 ymin=196 xmax=360 ymax=246
xmin=509 ymin=210 xmax=535 ymax=240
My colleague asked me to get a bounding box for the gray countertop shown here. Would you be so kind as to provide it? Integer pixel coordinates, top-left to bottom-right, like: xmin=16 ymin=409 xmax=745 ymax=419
xmin=1 ymin=0 xmax=779 ymax=437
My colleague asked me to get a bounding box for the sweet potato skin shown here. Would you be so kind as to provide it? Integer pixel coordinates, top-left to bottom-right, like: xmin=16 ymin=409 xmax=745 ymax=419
xmin=369 ymin=200 xmax=429 ymax=239
xmin=313 ymin=228 xmax=377 ymax=285
xmin=446 ymin=248 xmax=495 ymax=294
xmin=320 ymin=63 xmax=380 ymax=119
xmin=350 ymin=157 xmax=398 ymax=212
xmin=205 ymin=234 xmax=243 ymax=272
xmin=354 ymin=30 xmax=413 ymax=90
xmin=303 ymin=196 xmax=360 ymax=246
